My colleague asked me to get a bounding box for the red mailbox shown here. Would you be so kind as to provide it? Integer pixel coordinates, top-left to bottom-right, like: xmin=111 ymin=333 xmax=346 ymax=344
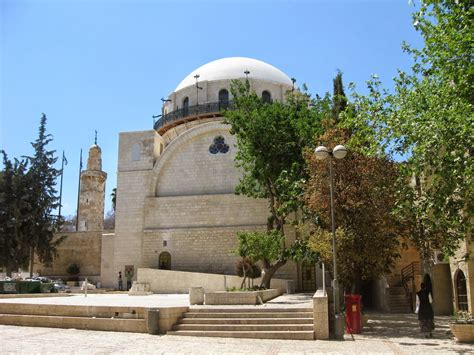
xmin=345 ymin=294 xmax=362 ymax=334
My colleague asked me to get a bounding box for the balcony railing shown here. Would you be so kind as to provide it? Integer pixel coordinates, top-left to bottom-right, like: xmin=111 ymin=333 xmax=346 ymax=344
xmin=154 ymin=100 xmax=233 ymax=131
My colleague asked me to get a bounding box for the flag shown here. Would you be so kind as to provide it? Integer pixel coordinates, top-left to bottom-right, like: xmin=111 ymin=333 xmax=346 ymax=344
xmin=79 ymin=149 xmax=83 ymax=171
xmin=62 ymin=151 xmax=68 ymax=166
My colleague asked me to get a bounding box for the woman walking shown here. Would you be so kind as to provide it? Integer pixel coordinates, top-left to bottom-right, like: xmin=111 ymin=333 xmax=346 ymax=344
xmin=416 ymin=282 xmax=434 ymax=338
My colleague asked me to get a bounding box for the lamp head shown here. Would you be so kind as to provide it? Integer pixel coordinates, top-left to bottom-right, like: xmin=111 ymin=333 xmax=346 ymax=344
xmin=314 ymin=146 xmax=329 ymax=160
xmin=333 ymin=145 xmax=347 ymax=159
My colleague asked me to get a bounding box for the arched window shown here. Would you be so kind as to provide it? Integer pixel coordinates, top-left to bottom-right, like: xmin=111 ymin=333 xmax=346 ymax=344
xmin=456 ymin=270 xmax=469 ymax=311
xmin=159 ymin=252 xmax=171 ymax=270
xmin=218 ymin=89 xmax=229 ymax=109
xmin=182 ymin=97 xmax=189 ymax=117
xmin=131 ymin=143 xmax=140 ymax=161
xmin=262 ymin=90 xmax=272 ymax=103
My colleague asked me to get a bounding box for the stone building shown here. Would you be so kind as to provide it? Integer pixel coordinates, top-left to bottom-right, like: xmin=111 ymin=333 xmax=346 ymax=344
xmin=43 ymin=57 xmax=469 ymax=312
xmin=100 ymin=57 xmax=303 ymax=289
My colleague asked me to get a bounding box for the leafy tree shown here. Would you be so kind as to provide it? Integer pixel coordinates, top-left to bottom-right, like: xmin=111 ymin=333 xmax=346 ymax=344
xmin=0 ymin=153 xmax=31 ymax=274
xmin=343 ymin=1 xmax=473 ymax=258
xmin=225 ymin=80 xmax=326 ymax=287
xmin=305 ymin=127 xmax=404 ymax=293
xmin=25 ymin=114 xmax=64 ymax=276
xmin=111 ymin=187 xmax=117 ymax=211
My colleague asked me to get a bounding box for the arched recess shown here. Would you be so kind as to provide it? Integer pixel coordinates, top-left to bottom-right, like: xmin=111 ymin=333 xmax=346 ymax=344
xmin=182 ymin=97 xmax=189 ymax=116
xmin=149 ymin=121 xmax=237 ymax=197
xmin=455 ymin=269 xmax=468 ymax=311
xmin=218 ymin=89 xmax=229 ymax=109
xmin=159 ymin=252 xmax=171 ymax=270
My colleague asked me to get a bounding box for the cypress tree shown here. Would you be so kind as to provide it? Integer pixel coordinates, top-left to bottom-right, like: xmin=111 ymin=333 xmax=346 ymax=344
xmin=332 ymin=71 xmax=347 ymax=123
xmin=25 ymin=114 xmax=63 ymax=276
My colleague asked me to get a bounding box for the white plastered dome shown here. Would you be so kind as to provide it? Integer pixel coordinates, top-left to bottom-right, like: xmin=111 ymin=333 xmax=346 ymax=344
xmin=174 ymin=57 xmax=292 ymax=92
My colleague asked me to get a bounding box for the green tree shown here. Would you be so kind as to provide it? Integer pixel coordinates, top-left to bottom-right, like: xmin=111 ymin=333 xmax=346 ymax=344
xmin=25 ymin=114 xmax=64 ymax=276
xmin=332 ymin=70 xmax=347 ymax=123
xmin=343 ymin=1 xmax=473 ymax=258
xmin=305 ymin=127 xmax=403 ymax=293
xmin=0 ymin=153 xmax=31 ymax=274
xmin=225 ymin=79 xmax=327 ymax=287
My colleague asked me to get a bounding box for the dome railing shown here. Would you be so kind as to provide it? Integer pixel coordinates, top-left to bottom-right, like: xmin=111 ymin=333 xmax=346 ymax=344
xmin=154 ymin=100 xmax=233 ymax=131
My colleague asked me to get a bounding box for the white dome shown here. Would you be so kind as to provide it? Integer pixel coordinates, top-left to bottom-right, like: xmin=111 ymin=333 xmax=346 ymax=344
xmin=174 ymin=57 xmax=292 ymax=92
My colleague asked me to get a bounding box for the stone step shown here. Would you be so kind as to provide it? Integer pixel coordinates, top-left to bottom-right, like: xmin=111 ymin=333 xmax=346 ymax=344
xmin=167 ymin=330 xmax=315 ymax=340
xmin=184 ymin=312 xmax=312 ymax=319
xmin=189 ymin=307 xmax=312 ymax=313
xmin=174 ymin=323 xmax=313 ymax=331
xmin=0 ymin=313 xmax=147 ymax=333
xmin=178 ymin=317 xmax=314 ymax=325
xmin=0 ymin=303 xmax=146 ymax=319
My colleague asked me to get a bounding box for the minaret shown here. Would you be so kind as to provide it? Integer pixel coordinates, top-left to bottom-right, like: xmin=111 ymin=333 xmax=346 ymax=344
xmin=77 ymin=132 xmax=107 ymax=232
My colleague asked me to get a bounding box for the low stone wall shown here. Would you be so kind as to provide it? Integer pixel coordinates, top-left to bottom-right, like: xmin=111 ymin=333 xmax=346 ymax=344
xmin=313 ymin=288 xmax=329 ymax=340
xmin=204 ymin=289 xmax=282 ymax=305
xmin=136 ymin=268 xmax=290 ymax=294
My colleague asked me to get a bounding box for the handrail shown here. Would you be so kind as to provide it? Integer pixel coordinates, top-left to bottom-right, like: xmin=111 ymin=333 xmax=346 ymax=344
xmin=400 ymin=261 xmax=421 ymax=312
xmin=154 ymin=100 xmax=233 ymax=131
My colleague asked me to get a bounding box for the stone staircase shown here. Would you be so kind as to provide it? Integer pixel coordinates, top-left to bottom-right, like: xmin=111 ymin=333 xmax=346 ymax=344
xmin=167 ymin=307 xmax=314 ymax=340
xmin=0 ymin=303 xmax=147 ymax=332
xmin=387 ymin=287 xmax=412 ymax=313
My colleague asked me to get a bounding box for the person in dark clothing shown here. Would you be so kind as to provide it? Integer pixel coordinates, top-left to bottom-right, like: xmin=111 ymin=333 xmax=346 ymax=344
xmin=118 ymin=271 xmax=123 ymax=291
xmin=416 ymin=282 xmax=434 ymax=338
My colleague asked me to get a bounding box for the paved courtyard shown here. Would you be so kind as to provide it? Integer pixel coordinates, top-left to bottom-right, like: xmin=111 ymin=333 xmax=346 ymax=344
xmin=0 ymin=293 xmax=473 ymax=354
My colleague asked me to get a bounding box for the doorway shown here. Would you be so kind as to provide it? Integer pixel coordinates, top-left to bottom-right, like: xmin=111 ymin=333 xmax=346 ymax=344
xmin=301 ymin=263 xmax=317 ymax=292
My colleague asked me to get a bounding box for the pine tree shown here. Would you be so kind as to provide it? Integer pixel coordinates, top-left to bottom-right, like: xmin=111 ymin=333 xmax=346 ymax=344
xmin=25 ymin=114 xmax=63 ymax=276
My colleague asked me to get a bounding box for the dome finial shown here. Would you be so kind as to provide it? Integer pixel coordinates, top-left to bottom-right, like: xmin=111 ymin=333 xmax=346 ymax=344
xmin=94 ymin=130 xmax=98 ymax=145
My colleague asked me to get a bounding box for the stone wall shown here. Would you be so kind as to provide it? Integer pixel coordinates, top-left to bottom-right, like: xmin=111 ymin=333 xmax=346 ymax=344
xmin=36 ymin=231 xmax=102 ymax=277
xmin=136 ymin=268 xmax=291 ymax=293
xmin=450 ymin=236 xmax=474 ymax=313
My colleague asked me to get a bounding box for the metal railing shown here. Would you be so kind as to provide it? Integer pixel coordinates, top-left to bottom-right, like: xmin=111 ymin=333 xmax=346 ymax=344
xmin=401 ymin=261 xmax=421 ymax=311
xmin=153 ymin=100 xmax=233 ymax=131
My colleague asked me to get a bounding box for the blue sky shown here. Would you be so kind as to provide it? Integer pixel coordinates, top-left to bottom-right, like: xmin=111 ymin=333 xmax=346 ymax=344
xmin=1 ymin=0 xmax=423 ymax=217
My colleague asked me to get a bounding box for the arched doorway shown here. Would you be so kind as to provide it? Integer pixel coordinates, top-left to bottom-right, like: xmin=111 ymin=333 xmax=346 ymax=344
xmin=159 ymin=252 xmax=171 ymax=270
xmin=455 ymin=270 xmax=468 ymax=311
xmin=301 ymin=263 xmax=316 ymax=292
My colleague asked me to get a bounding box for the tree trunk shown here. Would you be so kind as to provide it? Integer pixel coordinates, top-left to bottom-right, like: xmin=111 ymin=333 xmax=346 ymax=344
xmin=260 ymin=259 xmax=287 ymax=289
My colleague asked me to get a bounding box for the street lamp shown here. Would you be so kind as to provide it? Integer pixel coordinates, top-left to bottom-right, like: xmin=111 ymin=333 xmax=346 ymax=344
xmin=315 ymin=144 xmax=347 ymax=340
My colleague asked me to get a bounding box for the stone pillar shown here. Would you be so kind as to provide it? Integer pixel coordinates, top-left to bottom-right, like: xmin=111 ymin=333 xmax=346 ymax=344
xmin=313 ymin=288 xmax=329 ymax=340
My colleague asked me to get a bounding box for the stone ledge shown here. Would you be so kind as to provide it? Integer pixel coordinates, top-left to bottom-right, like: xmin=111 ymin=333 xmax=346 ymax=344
xmin=204 ymin=289 xmax=282 ymax=305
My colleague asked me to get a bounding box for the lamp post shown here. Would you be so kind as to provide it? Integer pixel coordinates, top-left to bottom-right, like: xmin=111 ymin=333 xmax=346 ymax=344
xmin=314 ymin=144 xmax=347 ymax=340
xmin=194 ymin=74 xmax=203 ymax=113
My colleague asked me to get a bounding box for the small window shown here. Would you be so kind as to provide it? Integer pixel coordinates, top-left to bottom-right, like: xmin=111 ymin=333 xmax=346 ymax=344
xmin=218 ymin=89 xmax=229 ymax=109
xmin=262 ymin=90 xmax=272 ymax=103
xmin=456 ymin=270 xmax=469 ymax=311
xmin=209 ymin=136 xmax=229 ymax=154
xmin=131 ymin=143 xmax=141 ymax=161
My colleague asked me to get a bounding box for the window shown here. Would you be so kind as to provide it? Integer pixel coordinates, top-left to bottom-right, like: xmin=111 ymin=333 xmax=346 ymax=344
xmin=218 ymin=89 xmax=229 ymax=109
xmin=209 ymin=136 xmax=229 ymax=154
xmin=182 ymin=97 xmax=189 ymax=116
xmin=262 ymin=90 xmax=272 ymax=103
xmin=131 ymin=143 xmax=141 ymax=161
xmin=456 ymin=270 xmax=469 ymax=311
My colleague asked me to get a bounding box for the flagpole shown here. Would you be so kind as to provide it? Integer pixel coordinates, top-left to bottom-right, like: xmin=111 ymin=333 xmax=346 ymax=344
xmin=75 ymin=149 xmax=82 ymax=231
xmin=58 ymin=150 xmax=66 ymax=218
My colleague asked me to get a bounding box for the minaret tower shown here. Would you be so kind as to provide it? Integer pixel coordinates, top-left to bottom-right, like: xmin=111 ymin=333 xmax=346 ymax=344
xmin=77 ymin=132 xmax=107 ymax=232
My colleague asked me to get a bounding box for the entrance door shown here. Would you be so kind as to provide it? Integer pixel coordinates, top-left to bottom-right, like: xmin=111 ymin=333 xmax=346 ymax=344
xmin=301 ymin=263 xmax=316 ymax=292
